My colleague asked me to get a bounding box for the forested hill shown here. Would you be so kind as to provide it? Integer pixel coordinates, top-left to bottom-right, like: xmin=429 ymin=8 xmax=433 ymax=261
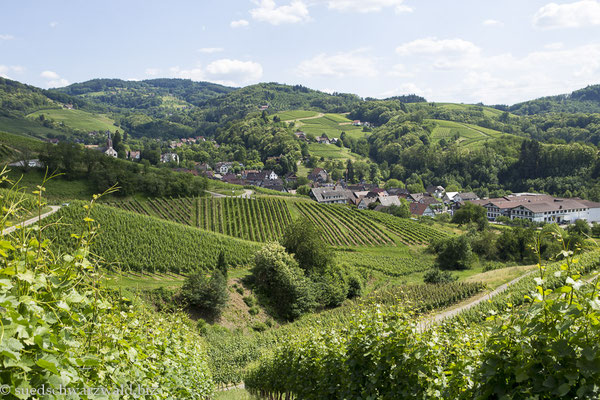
xmin=506 ymin=84 xmax=600 ymax=115
xmin=54 ymin=78 xmax=235 ymax=110
xmin=0 ymin=77 xmax=94 ymax=117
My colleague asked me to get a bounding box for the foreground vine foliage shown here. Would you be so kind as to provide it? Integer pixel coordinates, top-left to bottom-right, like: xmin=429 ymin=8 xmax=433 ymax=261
xmin=0 ymin=173 xmax=213 ymax=399
xmin=246 ymin=229 xmax=600 ymax=399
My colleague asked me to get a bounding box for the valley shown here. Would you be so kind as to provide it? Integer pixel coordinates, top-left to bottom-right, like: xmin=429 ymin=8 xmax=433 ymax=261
xmin=2 ymin=76 xmax=600 ymax=399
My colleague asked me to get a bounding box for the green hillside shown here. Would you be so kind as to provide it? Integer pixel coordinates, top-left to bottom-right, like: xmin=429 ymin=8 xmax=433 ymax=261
xmin=43 ymin=202 xmax=261 ymax=273
xmin=26 ymin=108 xmax=119 ymax=133
xmin=0 ymin=131 xmax=45 ymax=162
xmin=428 ymin=119 xmax=507 ymax=147
xmin=297 ymin=113 xmax=365 ymax=139
xmin=508 ymin=84 xmax=600 ymax=115
xmin=102 ymin=196 xmax=447 ymax=249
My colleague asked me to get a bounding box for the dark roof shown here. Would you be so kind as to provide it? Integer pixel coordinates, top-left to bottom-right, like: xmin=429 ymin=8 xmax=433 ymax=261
xmin=386 ymin=187 xmax=410 ymax=196
xmin=458 ymin=192 xmax=478 ymax=201
xmin=410 ymin=203 xmax=429 ymax=216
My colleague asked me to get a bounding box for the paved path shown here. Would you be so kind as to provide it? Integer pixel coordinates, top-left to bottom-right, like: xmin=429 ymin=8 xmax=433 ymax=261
xmin=418 ymin=270 xmax=536 ymax=332
xmin=1 ymin=205 xmax=61 ymax=236
xmin=207 ymin=189 xmax=253 ymax=199
xmin=287 ymin=112 xmax=324 ymax=123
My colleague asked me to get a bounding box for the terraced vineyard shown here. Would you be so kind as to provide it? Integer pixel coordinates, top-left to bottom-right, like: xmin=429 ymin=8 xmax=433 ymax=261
xmin=43 ymin=201 xmax=260 ymax=273
xmin=337 ymin=250 xmax=435 ymax=277
xmin=295 ymin=202 xmax=395 ymax=247
xmin=105 ymin=197 xmax=293 ymax=242
xmin=103 ymin=197 xmax=193 ymax=226
xmin=362 ymin=209 xmax=449 ymax=245
xmin=195 ymin=197 xmax=293 ymax=242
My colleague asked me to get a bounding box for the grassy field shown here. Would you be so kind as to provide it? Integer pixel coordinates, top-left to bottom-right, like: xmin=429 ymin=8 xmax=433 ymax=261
xmin=0 ymin=115 xmax=61 ymax=139
xmin=408 ymin=102 xmax=507 ymax=118
xmin=7 ymin=168 xmax=95 ymax=201
xmin=429 ymin=119 xmax=507 ymax=148
xmin=0 ymin=131 xmax=45 ymax=163
xmin=298 ymin=113 xmax=365 ymax=140
xmin=27 ymin=108 xmax=119 ymax=133
xmin=275 ymin=110 xmax=320 ymax=121
xmin=308 ymin=143 xmax=364 ymax=161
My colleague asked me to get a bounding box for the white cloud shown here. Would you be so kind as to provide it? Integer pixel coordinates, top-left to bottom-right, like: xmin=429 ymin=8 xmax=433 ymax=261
xmin=482 ymin=19 xmax=503 ymax=27
xmin=170 ymin=59 xmax=263 ymax=86
xmin=205 ymin=59 xmax=263 ymax=85
xmin=198 ymin=47 xmax=224 ymax=54
xmin=296 ymin=50 xmax=378 ymax=78
xmin=170 ymin=65 xmax=206 ymax=81
xmin=324 ymin=0 xmax=412 ymax=13
xmin=145 ymin=68 xmax=161 ymax=76
xmin=40 ymin=70 xmax=69 ymax=87
xmin=388 ymin=63 xmax=414 ymax=78
xmin=0 ymin=34 xmax=14 ymax=40
xmin=49 ymin=21 xmax=58 ymax=28
xmin=230 ymin=19 xmax=249 ymax=28
xmin=250 ymin=0 xmax=310 ymax=25
xmin=380 ymin=83 xmax=430 ymax=98
xmin=396 ymin=37 xmax=480 ymax=56
xmin=393 ymin=36 xmax=600 ymax=103
xmin=544 ymin=41 xmax=564 ymax=50
xmin=533 ymin=0 xmax=600 ymax=29
xmin=41 ymin=70 xmax=60 ymax=79
xmin=0 ymin=65 xmax=24 ymax=79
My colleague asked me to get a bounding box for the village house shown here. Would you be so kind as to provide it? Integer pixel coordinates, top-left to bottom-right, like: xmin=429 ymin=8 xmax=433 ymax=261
xmin=410 ymin=203 xmax=436 ymax=217
xmin=376 ymin=196 xmax=401 ymax=207
xmin=316 ymin=136 xmax=330 ymax=144
xmin=310 ymin=187 xmax=353 ymax=204
xmin=426 ymin=185 xmax=446 ymax=199
xmin=465 ymin=193 xmax=600 ymax=224
xmin=216 ymin=162 xmax=234 ymax=174
xmin=294 ymin=131 xmax=307 ymax=141
xmin=127 ymin=150 xmax=141 ymax=160
xmin=160 ymin=153 xmax=179 ymax=164
xmin=308 ymin=167 xmax=329 ymax=184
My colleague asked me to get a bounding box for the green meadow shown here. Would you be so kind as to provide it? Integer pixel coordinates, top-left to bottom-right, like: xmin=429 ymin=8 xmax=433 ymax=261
xmin=27 ymin=108 xmax=119 ymax=133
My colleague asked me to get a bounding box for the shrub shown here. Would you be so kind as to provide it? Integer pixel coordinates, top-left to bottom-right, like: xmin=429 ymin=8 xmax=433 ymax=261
xmin=423 ymin=268 xmax=458 ymax=284
xmin=281 ymin=218 xmax=334 ymax=275
xmin=181 ymin=270 xmax=229 ymax=317
xmin=434 ymin=235 xmax=474 ymax=270
xmin=252 ymin=242 xmax=316 ymax=320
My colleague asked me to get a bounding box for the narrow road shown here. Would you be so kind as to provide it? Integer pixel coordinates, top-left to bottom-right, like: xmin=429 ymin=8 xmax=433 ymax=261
xmin=418 ymin=270 xmax=536 ymax=331
xmin=207 ymin=189 xmax=253 ymax=199
xmin=1 ymin=205 xmax=61 ymax=236
xmin=288 ymin=112 xmax=324 ymax=123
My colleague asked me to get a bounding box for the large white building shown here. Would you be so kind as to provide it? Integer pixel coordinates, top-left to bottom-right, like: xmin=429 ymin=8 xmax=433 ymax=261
xmin=467 ymin=194 xmax=600 ymax=224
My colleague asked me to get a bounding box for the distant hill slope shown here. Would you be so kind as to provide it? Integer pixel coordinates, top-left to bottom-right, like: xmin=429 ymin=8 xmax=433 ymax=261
xmin=54 ymin=78 xmax=235 ymax=110
xmin=508 ymin=85 xmax=600 ymax=115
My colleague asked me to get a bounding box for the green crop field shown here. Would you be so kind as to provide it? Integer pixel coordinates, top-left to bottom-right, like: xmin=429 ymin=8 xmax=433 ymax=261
xmin=0 ymin=115 xmax=61 ymax=139
xmin=429 ymin=119 xmax=507 ymax=148
xmin=275 ymin=110 xmax=320 ymax=121
xmin=27 ymin=108 xmax=119 ymax=132
xmin=43 ymin=201 xmax=260 ymax=273
xmin=0 ymin=131 xmax=45 ymax=162
xmin=298 ymin=113 xmax=365 ymax=139
xmin=408 ymin=102 xmax=507 ymax=118
xmin=103 ymin=196 xmax=453 ymax=250
xmin=295 ymin=202 xmax=396 ymax=247
xmin=308 ymin=143 xmax=364 ymax=161
xmin=104 ymin=196 xmax=294 ymax=243
xmin=361 ymin=209 xmax=449 ymax=245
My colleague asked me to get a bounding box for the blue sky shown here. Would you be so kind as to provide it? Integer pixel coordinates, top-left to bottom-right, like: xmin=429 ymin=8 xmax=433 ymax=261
xmin=2 ymin=0 xmax=600 ymax=104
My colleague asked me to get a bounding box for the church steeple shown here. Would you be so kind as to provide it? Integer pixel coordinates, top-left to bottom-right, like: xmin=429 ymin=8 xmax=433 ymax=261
xmin=106 ymin=130 xmax=113 ymax=148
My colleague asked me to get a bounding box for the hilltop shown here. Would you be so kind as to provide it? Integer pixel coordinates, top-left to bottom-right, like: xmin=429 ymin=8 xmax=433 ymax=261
xmin=506 ymin=84 xmax=600 ymax=115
